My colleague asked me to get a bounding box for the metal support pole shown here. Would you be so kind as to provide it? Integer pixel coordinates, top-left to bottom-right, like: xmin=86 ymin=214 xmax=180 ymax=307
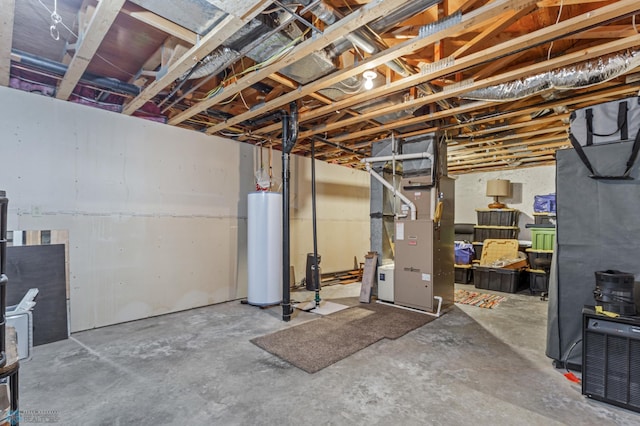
xmin=311 ymin=138 xmax=321 ymax=307
xmin=282 ymin=150 xmax=292 ymax=321
xmin=281 ymin=102 xmax=299 ymax=322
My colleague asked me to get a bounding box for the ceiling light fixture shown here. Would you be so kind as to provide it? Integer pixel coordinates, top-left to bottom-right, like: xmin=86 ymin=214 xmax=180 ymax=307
xmin=363 ymin=70 xmax=377 ymax=90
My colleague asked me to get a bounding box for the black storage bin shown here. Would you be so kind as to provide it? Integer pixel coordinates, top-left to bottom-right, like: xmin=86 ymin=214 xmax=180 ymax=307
xmin=526 ymin=249 xmax=553 ymax=269
xmin=474 ymin=267 xmax=522 ymax=293
xmin=476 ymin=209 xmax=519 ymax=226
xmin=472 ymin=242 xmax=483 ymax=260
xmin=455 ymin=266 xmax=473 ymax=284
xmin=533 ymin=213 xmax=555 ymax=225
xmin=528 ymin=269 xmax=549 ymax=294
xmin=454 ymin=223 xmax=475 ymax=242
xmin=473 ymin=226 xmax=519 ymax=242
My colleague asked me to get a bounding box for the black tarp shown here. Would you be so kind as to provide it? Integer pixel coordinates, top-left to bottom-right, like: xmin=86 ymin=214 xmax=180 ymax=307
xmin=547 ymin=141 xmax=640 ymax=367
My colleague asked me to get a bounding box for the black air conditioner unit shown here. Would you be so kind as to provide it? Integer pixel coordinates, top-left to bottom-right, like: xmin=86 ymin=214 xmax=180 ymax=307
xmin=582 ymin=308 xmax=640 ymax=413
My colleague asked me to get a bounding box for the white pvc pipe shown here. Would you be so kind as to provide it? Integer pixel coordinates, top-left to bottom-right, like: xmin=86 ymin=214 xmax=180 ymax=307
xmin=366 ymin=163 xmax=416 ymax=220
xmin=376 ymin=296 xmax=444 ymax=317
xmin=361 ymin=151 xmax=433 ymax=164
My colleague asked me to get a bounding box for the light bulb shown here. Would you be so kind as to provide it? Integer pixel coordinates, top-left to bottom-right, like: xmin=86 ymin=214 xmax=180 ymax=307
xmin=362 ymin=70 xmax=377 ymax=91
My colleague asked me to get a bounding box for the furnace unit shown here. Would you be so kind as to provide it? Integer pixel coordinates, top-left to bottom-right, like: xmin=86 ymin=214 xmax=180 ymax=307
xmin=394 ymin=177 xmax=454 ymax=312
xmin=366 ymin=133 xmax=454 ymax=315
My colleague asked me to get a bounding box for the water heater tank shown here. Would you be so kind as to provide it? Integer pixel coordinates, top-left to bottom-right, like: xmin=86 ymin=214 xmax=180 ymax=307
xmin=247 ymin=192 xmax=282 ymax=306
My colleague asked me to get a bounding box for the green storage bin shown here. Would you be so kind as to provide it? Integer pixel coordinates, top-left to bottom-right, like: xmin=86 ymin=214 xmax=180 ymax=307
xmin=531 ymin=227 xmax=555 ymax=250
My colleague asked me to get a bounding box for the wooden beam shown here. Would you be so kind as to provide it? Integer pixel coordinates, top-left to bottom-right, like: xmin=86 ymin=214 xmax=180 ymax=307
xmin=321 ymin=84 xmax=637 ymax=149
xmin=450 ymin=133 xmax=568 ymax=155
xmin=120 ymin=4 xmax=197 ymax=45
xmin=207 ymin=0 xmax=539 ymax=134
xmin=451 ymin=0 xmax=487 ymax=14
xmin=325 ymin=101 xmax=495 ymax=143
xmin=0 ymin=0 xmax=15 ymax=87
xmin=451 ymin=5 xmax=536 ymax=59
xmin=462 ymin=113 xmax=570 ymax=137
xmin=56 ymin=0 xmax=126 ymax=100
xmin=449 ymin=85 xmax=639 ymax=131
xmin=129 ymin=43 xmax=164 ymax=86
xmin=449 ymin=140 xmax=569 ymax=163
xmin=260 ymin=73 xmax=379 ymax=127
xmin=472 ymin=50 xmax=527 ymax=80
xmin=169 ymin=0 xmax=415 ymax=126
xmin=537 ymin=0 xmax=604 ymax=7
xmin=569 ymin=26 xmax=638 ymax=39
xmin=449 ymin=155 xmax=557 ymax=172
xmin=293 ymin=32 xmax=640 ymax=141
xmin=450 ymin=150 xmax=558 ymax=167
xmin=455 ymin=126 xmax=568 ymax=149
xmin=256 ymin=0 xmax=640 ymax=138
xmin=123 ymin=0 xmax=272 ymax=115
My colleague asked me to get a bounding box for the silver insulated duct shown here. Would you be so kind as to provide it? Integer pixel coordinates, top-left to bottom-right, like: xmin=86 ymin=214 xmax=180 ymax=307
xmin=462 ymin=50 xmax=640 ymax=102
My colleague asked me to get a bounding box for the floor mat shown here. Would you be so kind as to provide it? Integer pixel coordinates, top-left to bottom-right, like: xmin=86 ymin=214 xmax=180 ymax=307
xmin=454 ymin=289 xmax=506 ymax=309
xmin=251 ymin=299 xmax=436 ymax=373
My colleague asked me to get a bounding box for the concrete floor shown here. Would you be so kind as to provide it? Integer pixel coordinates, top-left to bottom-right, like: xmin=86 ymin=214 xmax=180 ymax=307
xmin=20 ymin=283 xmax=640 ymax=425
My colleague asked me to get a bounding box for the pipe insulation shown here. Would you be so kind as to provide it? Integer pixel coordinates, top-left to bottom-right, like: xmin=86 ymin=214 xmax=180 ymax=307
xmin=186 ymin=48 xmax=240 ymax=80
xmin=462 ymin=50 xmax=640 ymax=102
xmin=11 ymin=49 xmax=141 ymax=96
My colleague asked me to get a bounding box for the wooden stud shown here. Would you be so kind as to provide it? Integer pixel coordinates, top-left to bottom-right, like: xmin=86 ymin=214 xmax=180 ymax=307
xmin=254 ymin=0 xmax=639 ymax=139
xmin=0 ymin=0 xmax=15 ymax=87
xmin=168 ymin=0 xmax=415 ymax=126
xmin=56 ymin=0 xmax=127 ymax=100
xmin=123 ymin=0 xmax=273 ymax=115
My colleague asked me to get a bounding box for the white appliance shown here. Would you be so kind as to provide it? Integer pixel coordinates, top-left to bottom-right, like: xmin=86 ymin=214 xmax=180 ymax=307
xmin=6 ymin=288 xmax=38 ymax=361
xmin=247 ymin=192 xmax=282 ymax=306
xmin=377 ymin=263 xmax=395 ymax=302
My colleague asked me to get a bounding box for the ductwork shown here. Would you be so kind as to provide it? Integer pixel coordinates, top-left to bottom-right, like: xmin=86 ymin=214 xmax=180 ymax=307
xmin=11 ymin=49 xmax=141 ymax=96
xmin=462 ymin=49 xmax=640 ymax=102
xmin=178 ymin=0 xmax=444 ymax=108
xmin=187 ymin=48 xmax=240 ymax=80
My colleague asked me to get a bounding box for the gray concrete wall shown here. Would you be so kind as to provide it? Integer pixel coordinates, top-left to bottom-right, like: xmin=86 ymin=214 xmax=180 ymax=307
xmin=0 ymin=87 xmax=370 ymax=332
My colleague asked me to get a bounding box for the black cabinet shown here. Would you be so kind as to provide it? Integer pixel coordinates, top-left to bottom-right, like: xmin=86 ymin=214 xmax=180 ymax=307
xmin=582 ymin=308 xmax=640 ymax=412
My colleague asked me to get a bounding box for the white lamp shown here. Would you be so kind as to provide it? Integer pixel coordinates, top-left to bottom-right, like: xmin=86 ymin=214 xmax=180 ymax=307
xmin=486 ymin=179 xmax=510 ymax=209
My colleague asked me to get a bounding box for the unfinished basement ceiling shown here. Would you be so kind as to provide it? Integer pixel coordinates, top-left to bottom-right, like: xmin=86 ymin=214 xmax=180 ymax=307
xmin=3 ymin=0 xmax=640 ymax=173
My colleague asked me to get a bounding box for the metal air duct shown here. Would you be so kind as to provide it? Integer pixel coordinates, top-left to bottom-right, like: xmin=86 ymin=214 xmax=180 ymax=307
xmin=462 ymin=50 xmax=640 ymax=102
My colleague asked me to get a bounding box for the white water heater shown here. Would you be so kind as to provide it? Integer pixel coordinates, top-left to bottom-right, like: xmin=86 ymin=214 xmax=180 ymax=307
xmin=247 ymin=192 xmax=282 ymax=306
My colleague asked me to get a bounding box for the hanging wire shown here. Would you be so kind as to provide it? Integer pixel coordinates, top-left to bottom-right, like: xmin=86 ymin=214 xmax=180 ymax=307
xmin=193 ymin=28 xmax=310 ymax=102
xmin=37 ymin=0 xmax=136 ymax=77
xmin=547 ymin=0 xmax=565 ymax=61
xmin=49 ymin=0 xmax=62 ymax=40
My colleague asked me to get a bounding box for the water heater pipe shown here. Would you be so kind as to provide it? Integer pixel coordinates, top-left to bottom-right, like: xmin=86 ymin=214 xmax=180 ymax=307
xmin=365 ymin=163 xmax=416 ymax=220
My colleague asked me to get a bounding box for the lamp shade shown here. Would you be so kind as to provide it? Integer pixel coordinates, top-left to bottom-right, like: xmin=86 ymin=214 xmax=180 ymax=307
xmin=486 ymin=179 xmax=510 ymax=197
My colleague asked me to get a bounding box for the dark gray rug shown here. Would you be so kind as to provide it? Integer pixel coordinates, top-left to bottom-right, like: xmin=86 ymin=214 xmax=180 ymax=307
xmin=250 ymin=298 xmax=437 ymax=373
